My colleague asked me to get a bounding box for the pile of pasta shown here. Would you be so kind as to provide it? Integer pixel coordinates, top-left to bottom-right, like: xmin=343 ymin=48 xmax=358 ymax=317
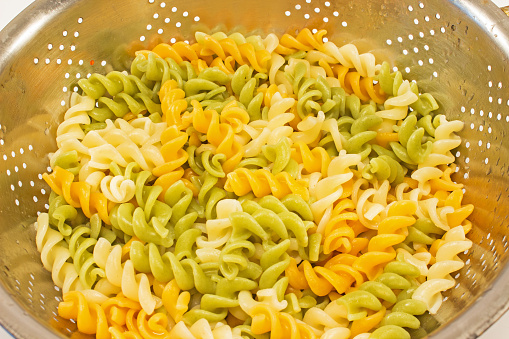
xmin=35 ymin=28 xmax=474 ymax=339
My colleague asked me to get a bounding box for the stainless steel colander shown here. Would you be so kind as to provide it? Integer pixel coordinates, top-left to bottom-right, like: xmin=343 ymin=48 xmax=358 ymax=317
xmin=1 ymin=0 xmax=509 ymax=338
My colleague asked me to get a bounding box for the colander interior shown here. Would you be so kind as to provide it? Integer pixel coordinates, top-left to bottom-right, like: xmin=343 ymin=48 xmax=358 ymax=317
xmin=1 ymin=0 xmax=509 ymax=338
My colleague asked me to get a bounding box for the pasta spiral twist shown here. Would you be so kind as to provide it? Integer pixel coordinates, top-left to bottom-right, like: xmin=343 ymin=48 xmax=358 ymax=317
xmin=377 ymin=61 xmax=439 ymax=116
xmin=412 ymin=226 xmax=472 ymax=314
xmin=337 ymin=261 xmax=425 ymax=339
xmin=90 ymin=91 xmax=162 ymax=123
xmin=132 ymin=52 xmax=184 ymax=87
xmin=145 ymin=41 xmax=199 ymax=64
xmin=58 ymin=291 xmax=110 ymax=337
xmin=247 ymin=303 xmax=318 ymax=339
xmin=43 ymin=166 xmax=112 ymax=225
xmin=67 ymin=215 xmax=115 ymax=289
xmin=225 ymin=168 xmax=309 ymax=200
xmin=320 ymin=199 xmax=360 ymax=255
xmin=390 ymin=115 xmax=433 ymax=166
xmin=92 ymin=238 xmax=160 ymax=314
xmin=79 ymin=71 xmax=156 ymax=101
xmin=352 ymin=201 xmax=416 ymax=280
xmin=109 ymin=171 xmax=173 ymax=247
xmin=190 ymin=100 xmax=247 ymax=173
xmin=194 ymin=172 xmax=228 ymax=220
xmin=159 ymin=79 xmax=189 ymax=128
xmin=77 ymin=116 xmax=166 ymax=189
xmin=291 ymin=142 xmax=331 ymax=177
xmin=184 ymin=277 xmax=258 ymax=324
xmin=129 ymin=240 xmax=215 ymax=293
xmin=195 ymin=31 xmax=272 ymax=73
xmin=285 ymin=61 xmax=338 ymax=119
xmin=418 ymin=114 xmax=464 ymax=168
xmin=152 ymin=125 xmax=189 ymax=196
xmin=320 ymin=40 xmax=377 ymax=78
xmin=35 ymin=213 xmax=84 ymax=293
xmin=276 ymin=28 xmax=326 ymax=54
xmin=361 ymin=152 xmax=406 ymax=185
xmin=285 ymin=256 xmax=364 ymax=296
xmin=50 ymin=93 xmax=94 ymax=171
xmin=335 ymin=65 xmax=386 ymax=104
xmin=231 ymin=64 xmax=266 ymax=120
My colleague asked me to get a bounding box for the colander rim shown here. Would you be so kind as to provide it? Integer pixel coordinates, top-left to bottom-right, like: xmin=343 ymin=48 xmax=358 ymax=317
xmin=0 ymin=0 xmax=509 ymax=338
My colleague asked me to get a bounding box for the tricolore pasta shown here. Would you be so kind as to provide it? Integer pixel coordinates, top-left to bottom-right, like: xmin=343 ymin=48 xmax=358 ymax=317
xmin=34 ymin=28 xmax=473 ymax=339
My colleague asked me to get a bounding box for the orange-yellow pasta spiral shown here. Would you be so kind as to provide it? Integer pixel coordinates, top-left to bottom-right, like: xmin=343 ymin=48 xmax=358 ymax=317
xmin=353 ymin=200 xmax=416 ymax=280
xmin=59 ymin=290 xmax=176 ymax=339
xmin=250 ymin=304 xmax=317 ymax=339
xmin=322 ymin=199 xmax=363 ymax=255
xmin=140 ymin=42 xmax=200 ymax=64
xmin=58 ymin=291 xmax=110 ymax=338
xmin=285 ymin=257 xmax=364 ymax=296
xmin=196 ymin=33 xmax=271 ymax=73
xmin=334 ymin=65 xmax=386 ymax=104
xmin=442 ymin=189 xmax=474 ymax=232
xmin=291 ymin=142 xmax=331 ymax=177
xmin=225 ymin=168 xmax=309 ymax=200
xmin=350 ymin=307 xmax=387 ymax=338
xmin=159 ymin=80 xmax=190 ymax=129
xmin=43 ymin=167 xmax=112 ymax=225
xmin=258 ymin=84 xmax=284 ymax=107
xmin=160 ymin=279 xmax=190 ymax=324
xmin=220 ymin=100 xmax=251 ymax=134
xmin=102 ymin=294 xmax=142 ymax=333
xmin=189 ymin=56 xmax=236 ymax=75
xmin=428 ymin=164 xmax=464 ymax=193
xmin=209 ymin=56 xmax=236 ymax=74
xmin=124 ymin=309 xmax=171 ymax=339
xmin=275 ymin=28 xmax=327 ymax=55
xmin=152 ymin=125 xmax=188 ymax=197
xmin=191 ymin=100 xmax=247 ymax=173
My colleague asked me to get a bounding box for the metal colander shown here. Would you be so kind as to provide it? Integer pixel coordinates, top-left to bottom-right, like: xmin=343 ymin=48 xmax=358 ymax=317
xmin=0 ymin=0 xmax=508 ymax=338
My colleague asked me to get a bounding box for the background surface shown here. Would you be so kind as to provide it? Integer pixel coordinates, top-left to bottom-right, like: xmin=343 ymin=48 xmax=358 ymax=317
xmin=1 ymin=0 xmax=509 ymax=338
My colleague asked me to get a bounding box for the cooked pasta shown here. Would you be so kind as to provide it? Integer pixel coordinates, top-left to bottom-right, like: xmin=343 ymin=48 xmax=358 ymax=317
xmin=33 ymin=29 xmax=473 ymax=339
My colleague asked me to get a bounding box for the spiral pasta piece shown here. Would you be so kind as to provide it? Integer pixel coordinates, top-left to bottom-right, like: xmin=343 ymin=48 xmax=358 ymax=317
xmin=320 ymin=199 xmax=360 ymax=255
xmin=43 ymin=167 xmax=112 ymax=224
xmin=320 ymin=42 xmax=377 ymax=78
xmin=195 ymin=31 xmax=272 ymax=73
xmin=247 ymin=304 xmax=318 ymax=339
xmin=109 ymin=171 xmax=176 ymax=247
xmin=67 ymin=217 xmax=114 ymax=289
xmin=275 ymin=28 xmax=325 ymax=53
xmin=152 ymin=125 xmax=189 ymax=196
xmin=144 ymin=41 xmax=200 ymax=63
xmin=337 ymin=261 xmax=424 ymax=339
xmin=285 ymin=257 xmax=364 ymax=296
xmin=92 ymin=238 xmax=161 ymax=314
xmin=50 ymin=93 xmax=95 ymax=170
xmin=353 ymin=201 xmax=416 ymax=280
xmin=412 ymin=226 xmax=472 ymax=314
xmin=225 ymin=168 xmax=309 ymax=200
xmin=79 ymin=71 xmax=155 ymax=100
xmin=58 ymin=291 xmax=110 ymax=337
xmin=36 ymin=213 xmax=84 ymax=293
xmin=159 ymin=79 xmax=189 ymax=128
xmin=291 ymin=142 xmax=331 ymax=177
xmin=335 ymin=65 xmax=386 ymax=104
xmin=129 ymin=240 xmax=215 ymax=293
xmin=190 ymin=100 xmax=247 ymax=173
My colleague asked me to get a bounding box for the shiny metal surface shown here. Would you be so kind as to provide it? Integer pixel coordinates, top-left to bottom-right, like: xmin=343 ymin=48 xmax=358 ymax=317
xmin=0 ymin=0 xmax=509 ymax=338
